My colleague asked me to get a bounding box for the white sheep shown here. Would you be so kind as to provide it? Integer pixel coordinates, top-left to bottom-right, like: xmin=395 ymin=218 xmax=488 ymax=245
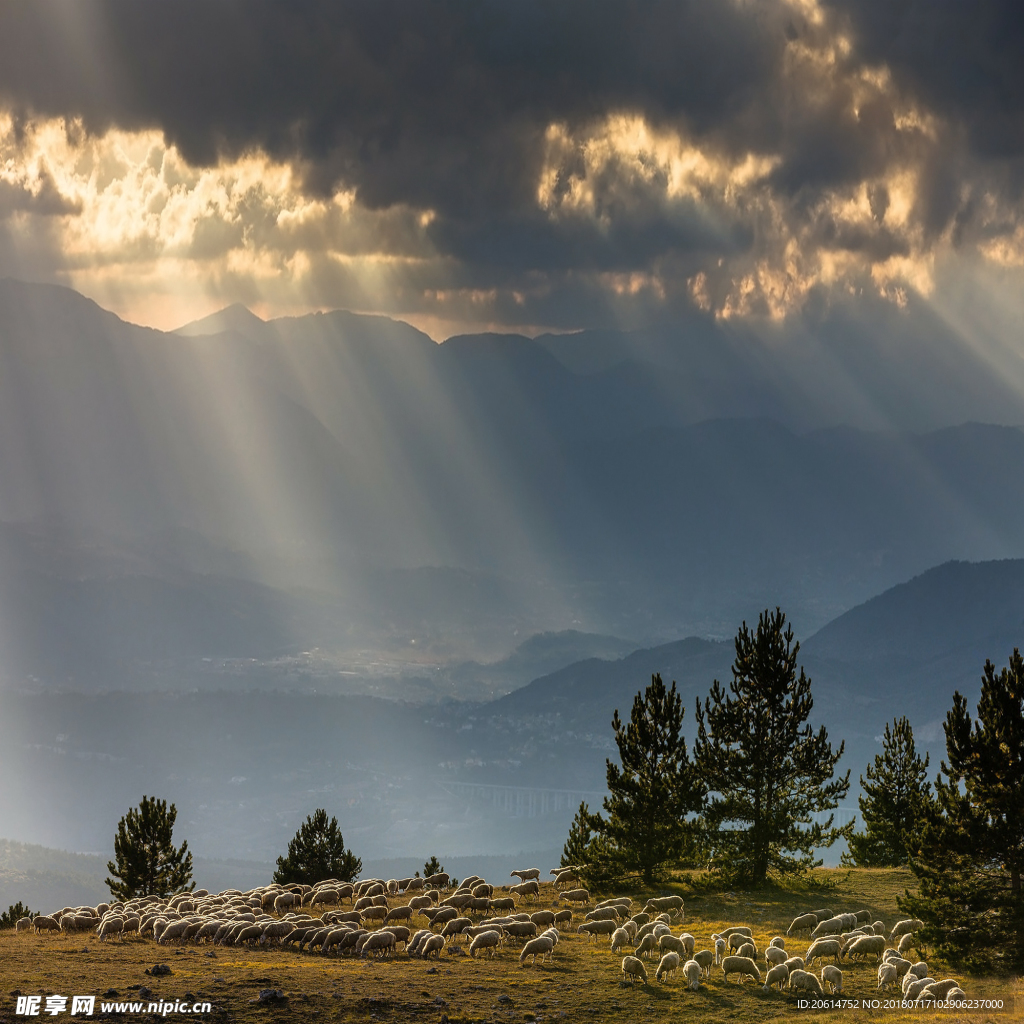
xmin=897 ymin=932 xmax=917 ymax=955
xmin=783 ymin=956 xmax=806 ymax=973
xmin=763 ymin=963 xmax=790 ymax=992
xmin=787 ymin=913 xmax=818 ymax=935
xmin=469 ymin=930 xmax=502 ymax=958
xmin=621 ymin=955 xmax=649 ymax=985
xmin=692 ymin=949 xmax=714 ymax=977
xmin=907 ymin=961 xmax=930 ymax=981
xmin=509 ymin=880 xmax=540 ymax=902
xmin=560 ymin=888 xmax=590 ymax=905
xmin=682 ymin=959 xmax=702 ymax=991
xmin=735 ymin=941 xmax=757 ymax=961
xmin=805 ymin=938 xmax=842 ymax=964
xmin=655 ymin=951 xmax=680 ymax=982
xmin=511 ymin=868 xmax=541 ymax=883
xmin=765 ymin=946 xmax=788 ymax=967
xmin=658 ymin=934 xmax=686 ymax=956
xmin=890 ymin=918 xmax=923 ymax=940
xmin=519 ymin=935 xmax=554 ymax=965
xmin=919 ymin=979 xmax=960 ymax=1000
xmin=877 ymin=964 xmax=898 ymax=991
xmin=610 ymin=927 xmax=631 ymax=953
xmin=788 ymin=969 xmax=825 ymax=996
xmin=721 ymin=955 xmax=761 ymax=985
xmin=768 ymin=936 xmax=785 ymax=949
xmin=844 ymin=934 xmax=885 ymax=961
xmin=904 ymin=976 xmax=936 ymax=1001
xmin=644 ymin=895 xmax=683 ymax=918
xmin=361 ymin=931 xmax=396 ymax=958
xmin=821 ymin=965 xmax=843 ymax=994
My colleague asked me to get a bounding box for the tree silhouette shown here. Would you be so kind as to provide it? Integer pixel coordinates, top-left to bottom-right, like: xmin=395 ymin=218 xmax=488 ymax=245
xmin=105 ymin=795 xmax=194 ymax=899
xmin=694 ymin=608 xmax=851 ymax=886
xmin=899 ymin=649 xmax=1024 ymax=969
xmin=273 ymin=809 xmax=361 ymax=885
xmin=589 ymin=673 xmax=706 ymax=883
xmin=843 ymin=716 xmax=931 ymax=867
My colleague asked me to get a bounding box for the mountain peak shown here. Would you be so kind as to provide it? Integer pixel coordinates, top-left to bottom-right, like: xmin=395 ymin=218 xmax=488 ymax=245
xmin=174 ymin=303 xmax=266 ymax=338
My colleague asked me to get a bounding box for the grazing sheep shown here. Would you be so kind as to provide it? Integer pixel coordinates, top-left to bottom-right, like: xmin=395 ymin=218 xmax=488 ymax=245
xmin=585 ymin=906 xmax=621 ymax=923
xmin=890 ymin=918 xmax=924 ymax=940
xmin=897 ymin=932 xmax=917 ymax=955
xmin=693 ymin=949 xmax=714 ymax=978
xmin=783 ymin=956 xmax=806 ymax=973
xmin=682 ymin=959 xmax=702 ymax=990
xmin=659 ymin=934 xmax=686 ymax=956
xmin=877 ymin=964 xmax=898 ymax=991
xmin=644 ymin=896 xmax=684 ymax=918
xmin=805 ymin=938 xmax=842 ymax=965
xmin=621 ymin=956 xmax=649 ymax=985
xmin=519 ymin=935 xmax=554 ymax=965
xmin=384 ymin=906 xmax=413 ymax=925
xmin=511 ymin=868 xmax=541 ymax=883
xmin=871 ymin=921 xmax=885 ymax=935
xmin=15 ymin=917 xmax=33 ymax=933
xmin=764 ymin=963 xmax=790 ymax=992
xmin=509 ymin=881 xmax=540 ymax=902
xmin=553 ymin=869 xmax=579 ymax=888
xmin=765 ymin=946 xmax=788 ymax=967
xmin=423 ymin=872 xmax=450 ymax=889
xmin=561 ymin=888 xmax=591 ymax=905
xmin=736 ymin=942 xmax=757 ymax=961
xmin=922 ymin=979 xmax=961 ymax=1000
xmin=469 ymin=930 xmax=503 ymax=958
xmin=489 ymin=897 xmax=517 ymax=913
xmin=787 ymin=913 xmax=818 ymax=936
xmin=769 ymin=936 xmax=785 ymax=949
xmin=97 ymin=917 xmax=124 ymax=941
xmin=361 ymin=906 xmax=388 ymax=925
xmin=907 ymin=962 xmax=930 ymax=981
xmin=789 ymin=969 xmax=825 ymax=996
xmin=821 ymin=965 xmax=843 ymax=994
xmin=634 ymin=933 xmax=659 ymax=959
xmin=811 ymin=917 xmax=846 ymax=940
xmin=33 ymin=916 xmax=59 ymax=933
xmin=718 ymin=925 xmax=753 ymax=939
xmin=722 ymin=956 xmax=761 ymax=985
xmin=904 ymin=977 xmax=936 ymax=1001
xmin=655 ymin=951 xmax=680 ymax=982
xmin=855 ymin=910 xmax=872 ymax=923
xmin=361 ymin=930 xmax=396 ymax=958
xmin=553 ymin=909 xmax=573 ymax=927
xmin=440 ymin=917 xmax=473 ymax=942
xmin=610 ymin=927 xmax=631 ymax=954
xmin=844 ymin=934 xmax=886 ymax=961
xmin=578 ymin=919 xmax=617 ymax=940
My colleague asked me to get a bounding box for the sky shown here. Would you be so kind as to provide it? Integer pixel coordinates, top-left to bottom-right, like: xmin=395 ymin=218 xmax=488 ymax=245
xmin=0 ymin=0 xmax=1022 ymax=337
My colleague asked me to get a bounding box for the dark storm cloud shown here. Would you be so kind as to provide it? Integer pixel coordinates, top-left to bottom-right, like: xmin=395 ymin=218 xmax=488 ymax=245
xmin=826 ymin=1 xmax=1024 ymax=159
xmin=0 ymin=0 xmax=787 ymax=219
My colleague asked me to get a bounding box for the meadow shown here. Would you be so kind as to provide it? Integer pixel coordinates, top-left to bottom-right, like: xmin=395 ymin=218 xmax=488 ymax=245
xmin=0 ymin=868 xmax=1017 ymax=1024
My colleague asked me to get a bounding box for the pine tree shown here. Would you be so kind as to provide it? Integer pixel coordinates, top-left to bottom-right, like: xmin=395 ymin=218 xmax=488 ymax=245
xmin=423 ymin=855 xmax=444 ymax=878
xmin=843 ymin=716 xmax=931 ymax=867
xmin=694 ymin=608 xmax=851 ymax=886
xmin=105 ymin=795 xmax=194 ymax=899
xmin=899 ymin=650 xmax=1024 ymax=970
xmin=273 ymin=809 xmax=362 ymax=885
xmin=561 ymin=801 xmax=595 ymax=869
xmin=589 ymin=673 xmax=706 ymax=884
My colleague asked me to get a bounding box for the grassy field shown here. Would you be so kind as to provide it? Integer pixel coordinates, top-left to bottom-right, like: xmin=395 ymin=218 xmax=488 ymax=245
xmin=0 ymin=868 xmax=1017 ymax=1023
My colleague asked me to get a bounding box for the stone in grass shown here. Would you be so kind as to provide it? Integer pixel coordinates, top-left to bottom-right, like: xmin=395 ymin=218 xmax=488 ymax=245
xmin=102 ymin=989 xmax=118 ymax=998
xmin=138 ymin=988 xmax=152 ymax=1000
xmin=147 ymin=964 xmax=173 ymax=977
xmin=254 ymin=989 xmax=288 ymax=1006
xmin=497 ymin=995 xmax=514 ymax=1005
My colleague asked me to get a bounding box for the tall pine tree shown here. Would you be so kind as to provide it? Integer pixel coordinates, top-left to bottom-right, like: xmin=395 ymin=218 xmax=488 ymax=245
xmin=843 ymin=716 xmax=931 ymax=867
xmin=899 ymin=650 xmax=1024 ymax=970
xmin=274 ymin=809 xmax=362 ymax=885
xmin=105 ymin=795 xmax=194 ymax=899
xmin=694 ymin=608 xmax=851 ymax=886
xmin=589 ymin=673 xmax=706 ymax=884
xmin=561 ymin=801 xmax=595 ymax=870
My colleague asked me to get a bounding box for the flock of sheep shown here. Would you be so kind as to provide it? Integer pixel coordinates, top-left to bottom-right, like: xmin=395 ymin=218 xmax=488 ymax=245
xmin=15 ymin=867 xmax=969 ymax=1004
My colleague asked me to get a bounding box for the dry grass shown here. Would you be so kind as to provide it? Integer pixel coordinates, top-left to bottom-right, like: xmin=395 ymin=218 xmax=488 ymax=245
xmin=0 ymin=868 xmax=1017 ymax=1023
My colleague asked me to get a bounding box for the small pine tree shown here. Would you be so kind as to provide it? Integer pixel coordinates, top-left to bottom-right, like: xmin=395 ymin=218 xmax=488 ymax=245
xmin=105 ymin=795 xmax=194 ymax=899
xmin=423 ymin=856 xmax=444 ymax=878
xmin=589 ymin=673 xmax=706 ymax=884
xmin=0 ymin=901 xmax=37 ymax=928
xmin=694 ymin=608 xmax=852 ymax=886
xmin=843 ymin=716 xmax=931 ymax=867
xmin=561 ymin=801 xmax=594 ymax=869
xmin=899 ymin=650 xmax=1024 ymax=970
xmin=274 ymin=809 xmax=361 ymax=885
